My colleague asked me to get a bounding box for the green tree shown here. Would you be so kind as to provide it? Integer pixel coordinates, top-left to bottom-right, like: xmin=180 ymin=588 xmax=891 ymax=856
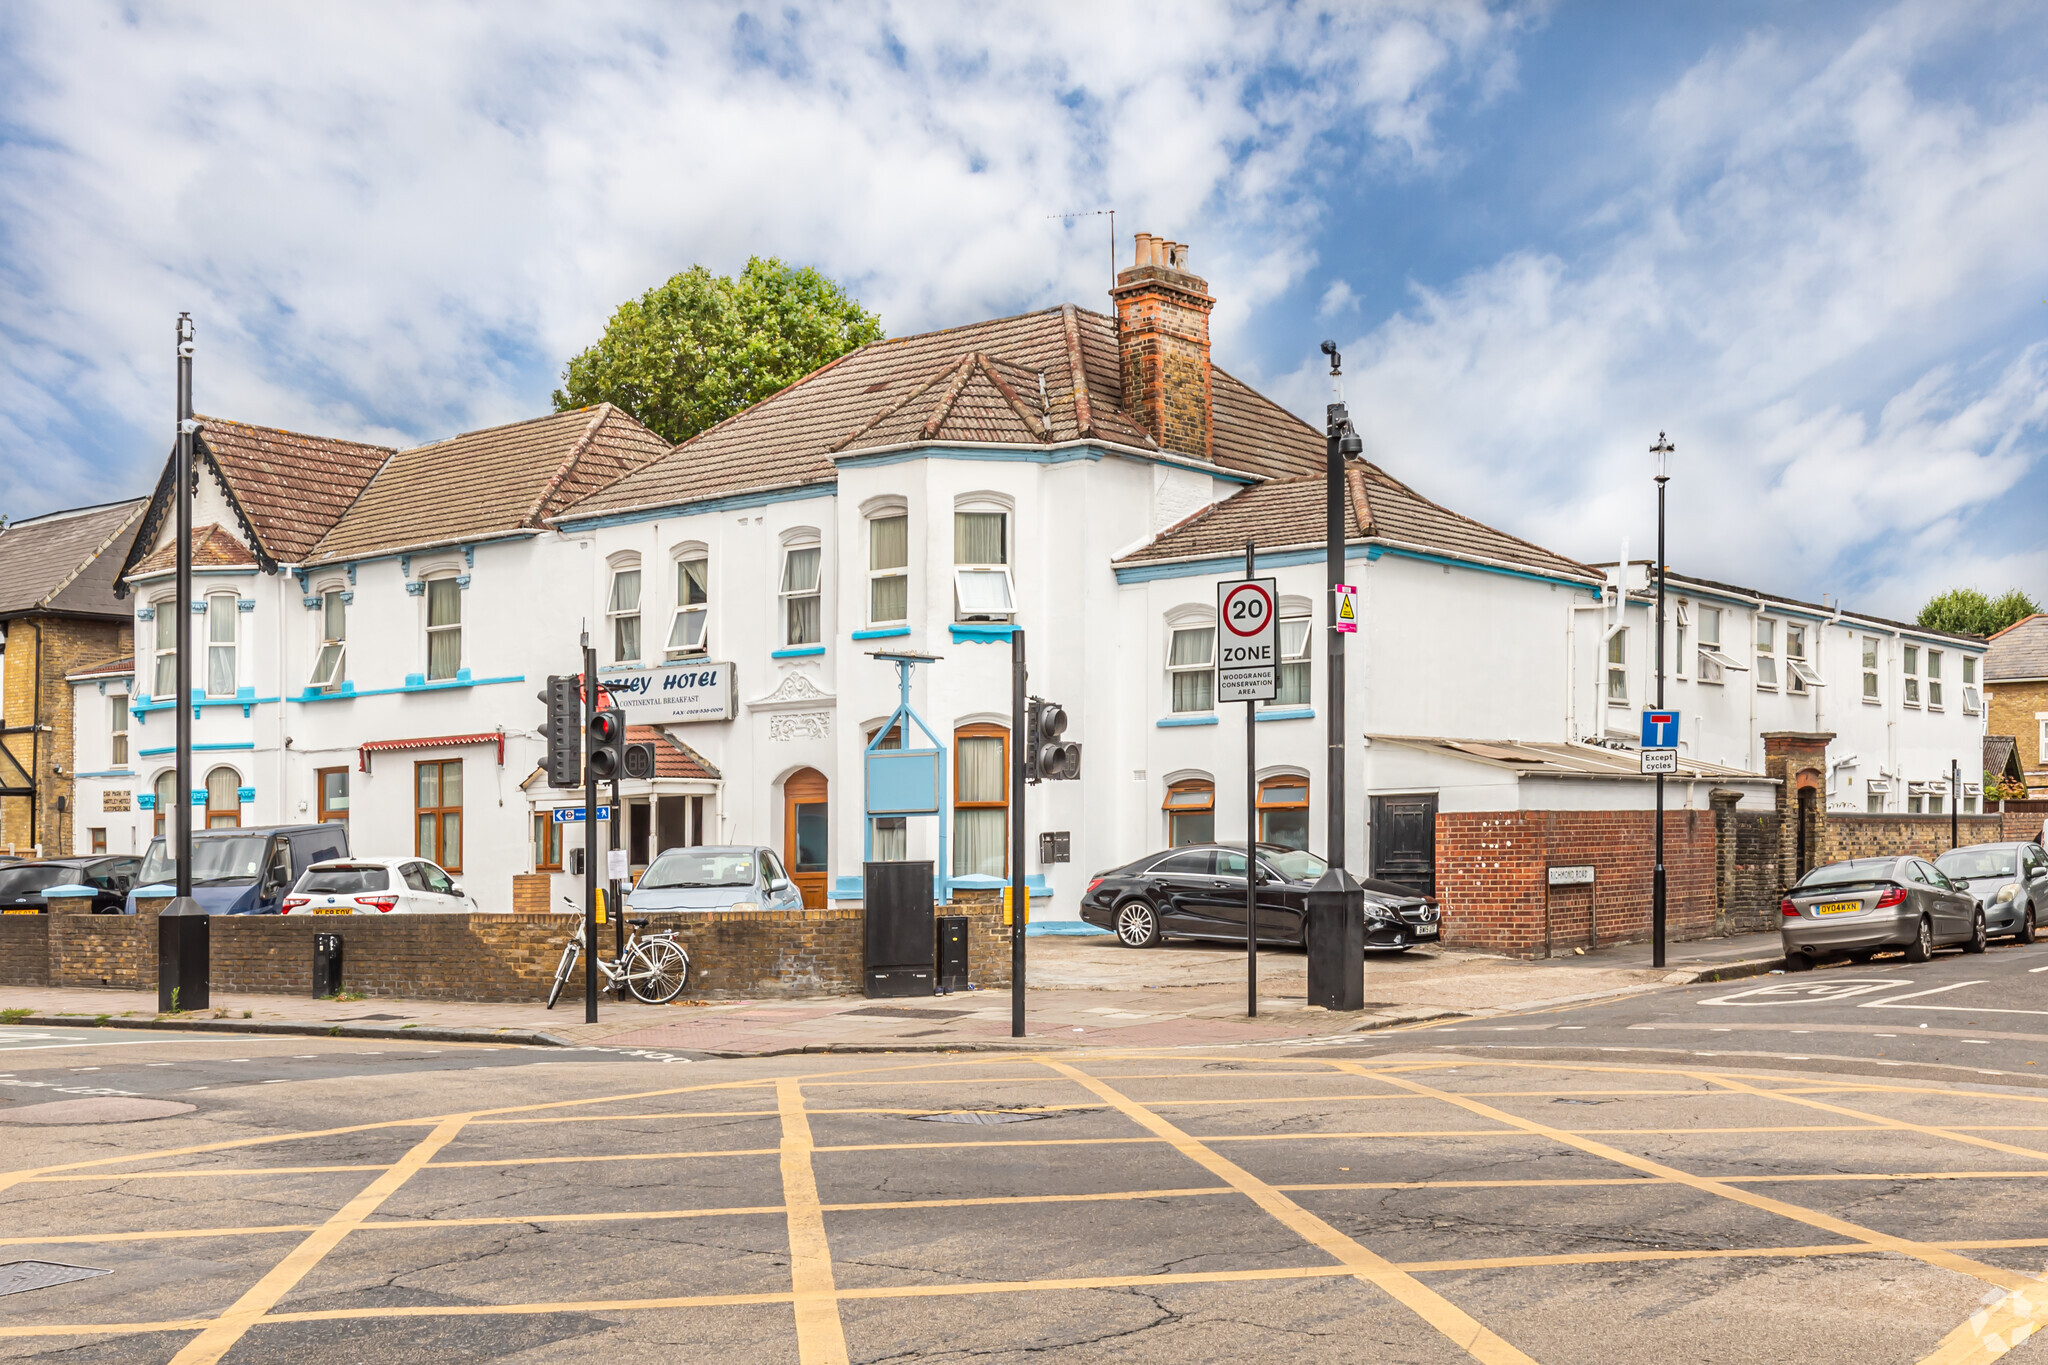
xmin=1916 ymin=586 xmax=2043 ymax=637
xmin=553 ymin=257 xmax=883 ymax=444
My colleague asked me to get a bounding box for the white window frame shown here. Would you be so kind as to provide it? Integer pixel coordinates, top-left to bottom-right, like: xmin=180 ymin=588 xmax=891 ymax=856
xmin=1783 ymin=622 xmax=1821 ymax=693
xmin=780 ymin=539 xmax=822 ymax=646
xmin=308 ymin=587 xmax=346 ymax=691
xmin=1673 ymin=600 xmax=1688 ymax=679
xmin=110 ymin=693 xmax=128 ymax=768
xmin=953 ymin=506 xmax=1015 ymax=622
xmin=1862 ymin=635 xmax=1881 ymax=704
xmin=1695 ymin=606 xmax=1741 ymax=680
xmin=152 ymin=598 xmax=179 ymax=699
xmin=667 ymin=551 xmax=710 ymax=659
xmin=1902 ymin=644 xmax=1920 ymax=708
xmin=424 ymin=574 xmax=463 ymax=681
xmin=204 ymin=592 xmax=238 ymax=697
xmin=868 ymin=512 xmax=909 ymax=627
xmin=1166 ymin=622 xmax=1216 ymax=714
xmin=1605 ymin=627 xmax=1628 ymax=707
xmin=1754 ymin=617 xmax=1778 ymax=691
xmin=1962 ymin=656 xmax=1982 ymax=714
xmin=1268 ymin=612 xmax=1312 ymax=708
xmin=1925 ymin=648 xmax=1943 ymax=710
xmin=2037 ymin=715 xmax=2048 ymax=767
xmin=607 ymin=560 xmax=642 ymax=664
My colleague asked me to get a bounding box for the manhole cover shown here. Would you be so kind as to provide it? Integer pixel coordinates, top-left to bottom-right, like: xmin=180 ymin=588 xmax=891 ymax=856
xmin=0 ymin=1262 xmax=110 ymax=1297
xmin=906 ymin=1110 xmax=1053 ymax=1125
xmin=0 ymin=1098 xmax=195 ymax=1125
xmin=845 ymin=1006 xmax=974 ymax=1020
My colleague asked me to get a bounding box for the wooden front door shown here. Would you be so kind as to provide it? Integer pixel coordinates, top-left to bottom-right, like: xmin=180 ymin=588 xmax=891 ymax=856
xmin=783 ymin=768 xmax=829 ymax=908
xmin=1369 ymin=792 xmax=1438 ymax=897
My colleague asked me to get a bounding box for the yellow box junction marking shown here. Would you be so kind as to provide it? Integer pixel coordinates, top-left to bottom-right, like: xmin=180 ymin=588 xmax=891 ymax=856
xmin=777 ymin=1077 xmax=850 ymax=1365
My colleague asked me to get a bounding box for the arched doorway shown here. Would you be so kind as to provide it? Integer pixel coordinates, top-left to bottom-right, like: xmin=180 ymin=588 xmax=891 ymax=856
xmin=783 ymin=768 xmax=828 ymax=908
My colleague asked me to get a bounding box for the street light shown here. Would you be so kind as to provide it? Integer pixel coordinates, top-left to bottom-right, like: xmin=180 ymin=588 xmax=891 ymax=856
xmin=1650 ymin=432 xmax=1674 ymax=969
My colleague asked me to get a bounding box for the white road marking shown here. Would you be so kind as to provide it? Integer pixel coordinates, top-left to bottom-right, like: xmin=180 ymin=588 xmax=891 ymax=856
xmin=1858 ymin=980 xmax=1986 ymax=1008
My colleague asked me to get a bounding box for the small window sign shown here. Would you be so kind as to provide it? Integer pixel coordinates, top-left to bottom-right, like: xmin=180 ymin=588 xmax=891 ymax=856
xmin=1547 ymin=865 xmax=1595 ymax=887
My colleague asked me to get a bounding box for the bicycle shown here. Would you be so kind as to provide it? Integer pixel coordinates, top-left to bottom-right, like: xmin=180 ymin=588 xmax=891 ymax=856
xmin=546 ymin=899 xmax=690 ymax=1007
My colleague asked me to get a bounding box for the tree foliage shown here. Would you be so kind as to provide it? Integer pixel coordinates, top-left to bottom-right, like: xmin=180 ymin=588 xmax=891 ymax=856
xmin=553 ymin=258 xmax=883 ymax=445
xmin=1915 ymin=586 xmax=2042 ymax=637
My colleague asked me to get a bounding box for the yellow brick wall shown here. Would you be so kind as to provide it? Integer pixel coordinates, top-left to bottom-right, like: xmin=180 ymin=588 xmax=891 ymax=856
xmin=1986 ymin=679 xmax=2048 ymax=788
xmin=0 ymin=614 xmax=132 ymax=854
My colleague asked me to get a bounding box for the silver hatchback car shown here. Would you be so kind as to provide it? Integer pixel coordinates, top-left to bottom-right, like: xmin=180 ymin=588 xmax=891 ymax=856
xmin=1933 ymin=842 xmax=2046 ymax=943
xmin=625 ymin=846 xmax=804 ymax=914
xmin=1781 ymin=855 xmax=1985 ymax=969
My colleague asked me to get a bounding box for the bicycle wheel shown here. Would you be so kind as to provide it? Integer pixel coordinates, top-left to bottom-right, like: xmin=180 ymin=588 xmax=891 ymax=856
xmin=627 ymin=939 xmax=690 ymax=1004
xmin=546 ymin=941 xmax=579 ymax=1010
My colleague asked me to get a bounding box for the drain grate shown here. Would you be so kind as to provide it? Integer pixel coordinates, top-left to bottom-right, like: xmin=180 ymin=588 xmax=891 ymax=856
xmin=846 ymin=1006 xmax=975 ymax=1020
xmin=906 ymin=1110 xmax=1054 ymax=1125
xmin=0 ymin=1262 xmax=110 ymax=1297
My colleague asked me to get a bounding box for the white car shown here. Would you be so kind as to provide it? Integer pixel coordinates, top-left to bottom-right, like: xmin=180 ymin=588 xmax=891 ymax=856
xmin=282 ymin=858 xmax=477 ymax=915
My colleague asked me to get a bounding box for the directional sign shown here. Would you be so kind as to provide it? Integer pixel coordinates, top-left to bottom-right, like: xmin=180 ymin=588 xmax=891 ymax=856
xmin=1333 ymin=583 xmax=1358 ymax=633
xmin=1640 ymin=709 xmax=1681 ymax=749
xmin=551 ymin=805 xmax=612 ymax=823
xmin=1216 ymin=577 xmax=1278 ymax=702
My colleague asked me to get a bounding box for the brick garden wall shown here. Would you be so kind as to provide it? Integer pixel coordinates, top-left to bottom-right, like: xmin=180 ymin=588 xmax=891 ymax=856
xmin=1435 ymin=809 xmax=1717 ymax=958
xmin=1715 ymin=800 xmax=1783 ymax=935
xmin=1995 ymin=799 xmax=2048 ymax=843
xmin=8 ymin=896 xmax=1012 ymax=1003
xmin=1822 ymin=815 xmax=2004 ymax=863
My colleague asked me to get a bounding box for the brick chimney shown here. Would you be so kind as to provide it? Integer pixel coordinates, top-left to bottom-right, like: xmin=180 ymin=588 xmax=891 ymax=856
xmin=1112 ymin=233 xmax=1215 ymax=460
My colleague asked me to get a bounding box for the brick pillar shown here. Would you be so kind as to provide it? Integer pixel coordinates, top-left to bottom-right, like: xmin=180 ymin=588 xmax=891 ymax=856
xmin=1709 ymin=788 xmax=1740 ymax=932
xmin=1761 ymin=731 xmax=1834 ymax=892
xmin=1110 ymin=233 xmax=1215 ymax=460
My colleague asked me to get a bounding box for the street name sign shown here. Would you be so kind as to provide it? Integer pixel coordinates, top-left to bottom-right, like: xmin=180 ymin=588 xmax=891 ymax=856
xmin=602 ymin=661 xmax=738 ymax=724
xmin=1216 ymin=577 xmax=1279 ymax=702
xmin=1548 ymin=865 xmax=1595 ymax=886
xmin=1333 ymin=584 xmax=1358 ymax=633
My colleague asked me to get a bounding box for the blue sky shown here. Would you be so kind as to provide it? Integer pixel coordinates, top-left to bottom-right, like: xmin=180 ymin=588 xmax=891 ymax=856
xmin=2 ymin=1 xmax=2043 ymax=619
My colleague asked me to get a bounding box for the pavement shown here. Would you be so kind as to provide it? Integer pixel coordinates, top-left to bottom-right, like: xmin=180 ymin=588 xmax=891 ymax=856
xmin=0 ymin=929 xmax=1786 ymax=1055
xmin=2 ymin=979 xmax=2047 ymax=1363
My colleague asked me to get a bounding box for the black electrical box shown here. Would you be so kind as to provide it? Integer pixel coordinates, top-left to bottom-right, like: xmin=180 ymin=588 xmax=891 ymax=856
xmin=1038 ymin=831 xmax=1071 ymax=864
xmin=156 ymin=904 xmax=210 ymax=1013
xmin=313 ymin=932 xmax=344 ymax=998
xmin=936 ymin=914 xmax=968 ymax=993
xmin=864 ymin=860 xmax=935 ymax=999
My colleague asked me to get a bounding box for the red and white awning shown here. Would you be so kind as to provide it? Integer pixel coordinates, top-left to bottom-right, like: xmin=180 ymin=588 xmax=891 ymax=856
xmin=359 ymin=731 xmax=503 ymax=772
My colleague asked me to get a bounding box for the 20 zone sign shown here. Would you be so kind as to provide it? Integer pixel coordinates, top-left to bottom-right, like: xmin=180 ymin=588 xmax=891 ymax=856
xmin=1216 ymin=577 xmax=1278 ymax=703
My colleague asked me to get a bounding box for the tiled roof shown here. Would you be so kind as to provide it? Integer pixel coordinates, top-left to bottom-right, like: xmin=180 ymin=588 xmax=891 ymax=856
xmin=629 ymin=725 xmax=723 ymax=781
xmin=0 ymin=499 xmax=146 ymax=619
xmin=195 ymin=416 xmax=396 ymax=562
xmin=304 ymin=405 xmax=668 ymax=565
xmin=561 ymin=305 xmax=1318 ymax=522
xmin=1986 ymin=614 xmax=2048 ymax=682
xmin=131 ymin=523 xmax=259 ymax=576
xmin=1114 ymin=462 xmax=1596 ymax=580
xmin=1985 ymin=734 xmax=2022 ymax=782
xmin=65 ymin=655 xmax=136 ymax=681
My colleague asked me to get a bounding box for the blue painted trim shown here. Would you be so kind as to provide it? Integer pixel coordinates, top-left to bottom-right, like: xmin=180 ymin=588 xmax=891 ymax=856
xmin=1255 ymin=706 xmax=1315 ymax=722
xmin=292 ymin=671 xmax=524 ymax=703
xmin=949 ymin=623 xmax=1017 ymax=644
xmin=1027 ymin=921 xmax=1110 ymax=936
xmin=40 ymin=884 xmax=98 ymax=898
xmin=138 ymin=742 xmax=256 ymax=756
xmin=772 ymin=645 xmax=826 ymax=658
xmin=1115 ymin=540 xmax=1597 ymax=593
xmin=851 ymin=626 xmax=911 ymax=640
xmin=1156 ymin=715 xmax=1219 ymax=727
xmin=554 ymin=482 xmax=837 ymax=533
xmin=835 ymin=442 xmax=1259 ymax=485
xmin=73 ymin=769 xmax=134 ymax=779
xmin=832 ymin=872 xmax=1051 ymax=901
xmin=235 ymin=786 xmax=255 ymax=803
xmin=131 ymin=695 xmax=280 ymax=719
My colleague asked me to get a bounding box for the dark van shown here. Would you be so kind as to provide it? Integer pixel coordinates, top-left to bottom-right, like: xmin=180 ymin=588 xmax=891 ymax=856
xmin=124 ymin=823 xmax=350 ymax=915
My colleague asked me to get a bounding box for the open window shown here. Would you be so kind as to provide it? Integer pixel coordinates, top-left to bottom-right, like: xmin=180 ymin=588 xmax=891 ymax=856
xmin=953 ymin=508 xmax=1015 ymax=621
xmin=1696 ymin=605 xmax=1743 ymax=679
xmin=309 ymin=588 xmax=346 ymax=691
xmin=667 ymin=552 xmax=709 ymax=658
xmin=1163 ymin=779 xmax=1215 ymax=847
xmin=1257 ymin=776 xmax=1309 ymax=851
xmin=1962 ymin=655 xmax=1982 ymax=714
xmin=1785 ymin=621 xmax=1821 ymax=693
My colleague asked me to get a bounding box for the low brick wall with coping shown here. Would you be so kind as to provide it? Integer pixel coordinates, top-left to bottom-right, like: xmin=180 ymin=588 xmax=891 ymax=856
xmin=2 ymin=895 xmax=1012 ymax=1004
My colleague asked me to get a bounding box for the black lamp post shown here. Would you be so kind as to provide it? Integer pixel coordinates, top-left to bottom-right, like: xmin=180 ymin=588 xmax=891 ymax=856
xmin=1306 ymin=341 xmax=1364 ymax=1011
xmin=1650 ymin=432 xmax=1674 ymax=970
xmin=158 ymin=314 xmax=209 ymax=1012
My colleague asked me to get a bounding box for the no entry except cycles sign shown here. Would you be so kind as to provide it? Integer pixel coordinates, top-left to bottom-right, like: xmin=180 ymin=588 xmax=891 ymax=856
xmin=1216 ymin=576 xmax=1279 ymax=703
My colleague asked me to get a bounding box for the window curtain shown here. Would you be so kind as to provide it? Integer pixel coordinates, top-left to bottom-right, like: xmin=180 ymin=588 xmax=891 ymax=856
xmin=1275 ymin=619 xmax=1311 ymax=705
xmin=874 ymin=817 xmax=907 ymax=862
xmin=871 ymin=516 xmax=907 ymax=570
xmin=206 ymin=601 xmax=237 ymax=697
xmin=872 ymin=574 xmax=908 ymax=623
xmin=428 ymin=580 xmax=462 ymax=680
xmin=783 ymin=547 xmax=821 ymax=645
xmin=953 ymin=735 xmax=1006 ymax=877
xmin=1170 ymin=627 xmax=1215 ymax=712
xmin=609 ymin=568 xmax=640 ymax=613
xmin=954 ymin=512 xmax=1005 ymax=565
xmin=154 ymin=608 xmax=177 ymax=697
xmin=205 ymin=767 xmax=240 ymax=828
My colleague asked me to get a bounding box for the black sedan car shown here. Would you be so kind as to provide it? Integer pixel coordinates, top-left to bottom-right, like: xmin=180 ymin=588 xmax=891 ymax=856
xmin=1079 ymin=842 xmax=1441 ymax=951
xmin=0 ymin=856 xmax=141 ymax=915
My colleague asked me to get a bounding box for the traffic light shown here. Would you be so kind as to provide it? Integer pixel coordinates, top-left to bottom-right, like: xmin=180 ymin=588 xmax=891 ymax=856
xmin=1026 ymin=698 xmax=1081 ymax=783
xmin=587 ymin=707 xmax=626 ymax=781
xmin=540 ymin=675 xmax=581 ymax=788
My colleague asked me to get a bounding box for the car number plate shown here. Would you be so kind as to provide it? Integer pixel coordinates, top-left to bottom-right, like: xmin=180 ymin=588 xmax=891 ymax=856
xmin=1813 ymin=900 xmax=1864 ymax=915
xmin=2 ymin=908 xmax=39 ymax=915
xmin=1415 ymin=925 xmax=1439 ymax=937
xmin=310 ymin=907 xmax=352 ymax=915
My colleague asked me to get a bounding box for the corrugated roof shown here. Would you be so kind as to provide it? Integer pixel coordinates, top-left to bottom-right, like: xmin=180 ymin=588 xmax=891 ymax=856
xmin=560 ymin=305 xmax=1322 ymax=522
xmin=1369 ymin=735 xmax=1763 ymax=781
xmin=304 ymin=405 xmax=668 ymax=565
xmin=1986 ymin=614 xmax=2048 ymax=683
xmin=0 ymin=499 xmax=146 ymax=620
xmin=1114 ymin=462 xmax=1596 ymax=580
xmin=195 ymin=416 xmax=396 ymax=562
xmin=130 ymin=523 xmax=259 ymax=576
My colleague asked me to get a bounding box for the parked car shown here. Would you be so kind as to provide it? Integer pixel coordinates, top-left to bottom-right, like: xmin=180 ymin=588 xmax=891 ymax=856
xmin=0 ymin=856 xmax=141 ymax=915
xmin=282 ymin=857 xmax=476 ymax=914
xmin=1079 ymin=842 xmax=1442 ymax=951
xmin=126 ymin=823 xmax=350 ymax=915
xmin=625 ymin=846 xmax=803 ymax=913
xmin=1933 ymin=842 xmax=2045 ymax=944
xmin=1781 ymin=855 xmax=1984 ymax=968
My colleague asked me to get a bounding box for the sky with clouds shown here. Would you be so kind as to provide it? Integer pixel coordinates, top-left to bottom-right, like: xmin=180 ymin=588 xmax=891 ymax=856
xmin=2 ymin=0 xmax=2043 ymax=619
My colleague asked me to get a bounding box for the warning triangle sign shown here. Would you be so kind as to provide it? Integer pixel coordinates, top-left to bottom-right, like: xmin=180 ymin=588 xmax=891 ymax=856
xmin=1337 ymin=595 xmax=1355 ymax=621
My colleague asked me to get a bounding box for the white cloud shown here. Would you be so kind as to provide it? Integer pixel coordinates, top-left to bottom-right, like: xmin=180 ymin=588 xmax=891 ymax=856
xmin=0 ymin=0 xmax=1526 ymax=515
xmin=1297 ymin=0 xmax=2048 ymax=618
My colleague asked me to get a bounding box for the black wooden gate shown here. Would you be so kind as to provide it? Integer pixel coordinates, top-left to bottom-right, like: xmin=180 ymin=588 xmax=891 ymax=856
xmin=1369 ymin=793 xmax=1438 ymax=896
